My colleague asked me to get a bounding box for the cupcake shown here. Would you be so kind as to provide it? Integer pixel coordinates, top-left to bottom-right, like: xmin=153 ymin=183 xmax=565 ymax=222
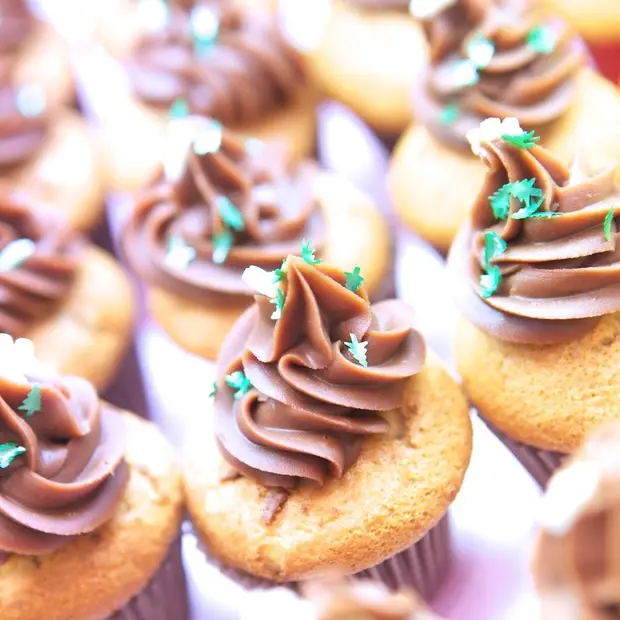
xmin=183 ymin=253 xmax=472 ymax=598
xmin=100 ymin=0 xmax=316 ymax=192
xmin=448 ymin=116 xmax=620 ymax=487
xmin=122 ymin=115 xmax=391 ymax=360
xmin=289 ymin=0 xmax=426 ymax=139
xmin=0 ymin=84 xmax=104 ymax=233
xmin=0 ymin=335 xmax=187 ymax=619
xmin=533 ymin=421 xmax=620 ymax=618
xmin=389 ymin=0 xmax=620 ymax=253
xmin=539 ymin=0 xmax=620 ymax=82
xmin=0 ymin=184 xmax=134 ymax=392
xmin=0 ymin=0 xmax=73 ymax=107
xmin=239 ymin=575 xmax=445 ymax=619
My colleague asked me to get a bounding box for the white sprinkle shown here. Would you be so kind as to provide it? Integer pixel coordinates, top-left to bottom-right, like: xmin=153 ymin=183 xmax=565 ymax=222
xmin=538 ymin=460 xmax=601 ymax=536
xmin=436 ymin=59 xmax=480 ymax=92
xmin=0 ymin=239 xmax=35 ymax=273
xmin=193 ymin=120 xmax=223 ymax=155
xmin=278 ymin=0 xmax=331 ymax=53
xmin=466 ymin=116 xmax=524 ymax=155
xmin=409 ymin=0 xmax=456 ymax=19
xmin=0 ymin=334 xmax=45 ymax=385
xmin=165 ymin=236 xmax=196 ymax=270
xmin=466 ymin=37 xmax=495 ymax=69
xmin=137 ymin=0 xmax=168 ymax=32
xmin=242 ymin=266 xmax=279 ymax=299
xmin=16 ymin=85 xmax=46 ymax=118
xmin=190 ymin=5 xmax=219 ymax=41
xmin=252 ymin=184 xmax=279 ymax=205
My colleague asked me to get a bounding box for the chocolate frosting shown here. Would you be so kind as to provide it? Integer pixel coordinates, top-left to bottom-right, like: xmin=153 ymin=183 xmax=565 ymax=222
xmin=0 ymin=0 xmax=34 ymax=66
xmin=448 ymin=135 xmax=620 ymax=344
xmin=302 ymin=577 xmax=445 ymax=619
xmin=0 ymin=187 xmax=80 ymax=336
xmin=534 ymin=422 xmax=620 ymax=620
xmin=347 ymin=0 xmax=409 ymax=11
xmin=412 ymin=0 xmax=584 ymax=151
xmin=213 ymin=257 xmax=425 ymax=489
xmin=123 ymin=124 xmax=322 ymax=303
xmin=126 ymin=1 xmax=306 ymax=126
xmin=0 ymin=373 xmax=129 ymax=555
xmin=0 ymin=87 xmax=49 ymax=170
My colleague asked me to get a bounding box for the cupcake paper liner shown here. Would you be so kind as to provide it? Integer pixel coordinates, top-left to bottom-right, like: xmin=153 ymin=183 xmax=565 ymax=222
xmin=202 ymin=513 xmax=452 ymax=602
xmin=483 ymin=419 xmax=567 ymax=488
xmin=110 ymin=536 xmax=189 ymax=620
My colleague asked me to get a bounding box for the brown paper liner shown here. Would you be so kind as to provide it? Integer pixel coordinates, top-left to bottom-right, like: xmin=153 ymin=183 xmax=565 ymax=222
xmin=110 ymin=536 xmax=189 ymax=620
xmin=203 ymin=513 xmax=452 ymax=602
xmin=483 ymin=419 xmax=567 ymax=488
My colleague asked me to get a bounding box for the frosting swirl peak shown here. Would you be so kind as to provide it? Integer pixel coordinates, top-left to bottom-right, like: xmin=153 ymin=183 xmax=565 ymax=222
xmin=214 ymin=256 xmax=425 ymax=490
xmin=123 ymin=119 xmax=321 ymax=302
xmin=413 ymin=0 xmax=584 ymax=151
xmin=449 ymin=121 xmax=620 ymax=344
xmin=0 ymin=337 xmax=129 ymax=555
xmin=127 ymin=1 xmax=306 ymax=126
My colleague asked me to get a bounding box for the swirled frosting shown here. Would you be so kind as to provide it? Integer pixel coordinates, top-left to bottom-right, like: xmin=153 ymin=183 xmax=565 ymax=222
xmin=213 ymin=256 xmax=425 ymax=489
xmin=0 ymin=370 xmax=129 ymax=555
xmin=412 ymin=0 xmax=585 ymax=151
xmin=534 ymin=422 xmax=620 ymax=620
xmin=0 ymin=187 xmax=80 ymax=336
xmin=0 ymin=0 xmax=34 ymax=62
xmin=0 ymin=86 xmax=49 ymax=169
xmin=448 ymin=128 xmax=620 ymax=344
xmin=123 ymin=121 xmax=322 ymax=303
xmin=126 ymin=1 xmax=306 ymax=126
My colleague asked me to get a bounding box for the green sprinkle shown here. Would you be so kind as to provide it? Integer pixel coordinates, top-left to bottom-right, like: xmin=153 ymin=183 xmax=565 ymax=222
xmin=502 ymin=130 xmax=540 ymax=150
xmin=209 ymin=382 xmax=217 ymax=398
xmin=0 ymin=238 xmax=36 ymax=273
xmin=439 ymin=103 xmax=460 ymax=126
xmin=212 ymin=229 xmax=233 ymax=264
xmin=527 ymin=24 xmax=558 ymax=55
xmin=466 ymin=36 xmax=495 ymax=69
xmin=216 ymin=196 xmax=244 ymax=232
xmin=604 ymin=206 xmax=616 ymax=243
xmin=225 ymin=371 xmax=251 ymax=400
xmin=483 ymin=231 xmax=507 ymax=271
xmin=300 ymin=239 xmax=322 ymax=265
xmin=345 ymin=333 xmax=368 ymax=368
xmin=480 ymin=265 xmax=502 ymax=298
xmin=270 ymin=288 xmax=285 ymax=320
xmin=190 ymin=5 xmax=219 ymax=56
xmin=510 ymin=178 xmax=544 ymax=219
xmin=344 ymin=266 xmax=365 ymax=292
xmin=273 ymin=262 xmax=286 ymax=283
xmin=0 ymin=443 xmax=26 ymax=469
xmin=169 ymin=99 xmax=189 ymax=119
xmin=527 ymin=211 xmax=561 ymax=219
xmin=489 ymin=185 xmax=512 ymax=220
xmin=18 ymin=384 xmax=41 ymax=418
xmin=447 ymin=59 xmax=480 ymax=89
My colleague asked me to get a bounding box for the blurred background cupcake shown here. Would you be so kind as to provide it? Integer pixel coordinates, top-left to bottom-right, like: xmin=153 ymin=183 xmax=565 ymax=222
xmin=449 ymin=117 xmax=620 ymax=487
xmin=533 ymin=420 xmax=620 ymax=618
xmin=184 ymin=253 xmax=471 ymax=600
xmin=289 ymin=0 xmax=426 ymax=144
xmin=0 ymin=335 xmax=187 ymax=619
xmin=0 ymin=184 xmax=134 ymax=392
xmin=99 ymin=0 xmax=317 ymax=192
xmin=389 ymin=0 xmax=620 ymax=253
xmin=122 ymin=115 xmax=391 ymax=360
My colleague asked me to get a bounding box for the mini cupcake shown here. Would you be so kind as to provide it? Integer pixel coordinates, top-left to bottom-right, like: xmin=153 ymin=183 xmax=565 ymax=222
xmin=0 ymin=0 xmax=73 ymax=107
xmin=184 ymin=253 xmax=472 ymax=598
xmin=100 ymin=0 xmax=316 ymax=192
xmin=533 ymin=421 xmax=620 ymax=618
xmin=122 ymin=115 xmax=391 ymax=360
xmin=0 ymin=184 xmax=134 ymax=391
xmin=389 ymin=0 xmax=620 ymax=252
xmin=239 ymin=575 xmax=445 ymax=619
xmin=0 ymin=84 xmax=104 ymax=233
xmin=0 ymin=335 xmax=187 ymax=619
xmin=448 ymin=117 xmax=620 ymax=487
xmin=290 ymin=0 xmax=426 ymax=139
xmin=539 ymin=0 xmax=620 ymax=82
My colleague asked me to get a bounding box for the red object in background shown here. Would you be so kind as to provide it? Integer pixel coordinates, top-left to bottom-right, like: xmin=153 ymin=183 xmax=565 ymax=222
xmin=588 ymin=41 xmax=620 ymax=83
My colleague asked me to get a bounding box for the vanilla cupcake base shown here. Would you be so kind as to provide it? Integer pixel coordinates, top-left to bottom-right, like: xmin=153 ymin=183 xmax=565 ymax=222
xmin=389 ymin=69 xmax=620 ymax=252
xmin=10 ymin=111 xmax=104 ymax=233
xmin=101 ymin=90 xmax=318 ymax=193
xmin=146 ymin=171 xmax=390 ymax=360
xmin=304 ymin=0 xmax=426 ymax=136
